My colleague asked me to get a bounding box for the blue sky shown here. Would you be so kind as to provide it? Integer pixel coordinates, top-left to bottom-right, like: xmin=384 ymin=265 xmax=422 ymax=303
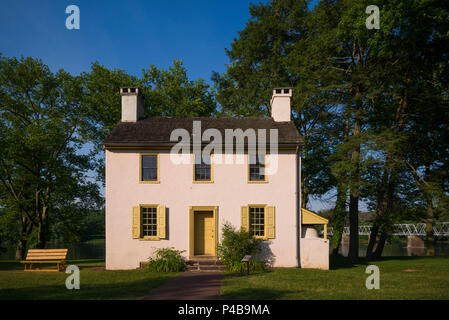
xmin=0 ymin=0 xmax=335 ymax=212
xmin=0 ymin=0 xmax=265 ymax=82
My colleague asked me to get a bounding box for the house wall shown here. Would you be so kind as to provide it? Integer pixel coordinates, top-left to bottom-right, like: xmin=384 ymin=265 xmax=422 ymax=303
xmin=300 ymin=238 xmax=330 ymax=270
xmin=105 ymin=149 xmax=298 ymax=270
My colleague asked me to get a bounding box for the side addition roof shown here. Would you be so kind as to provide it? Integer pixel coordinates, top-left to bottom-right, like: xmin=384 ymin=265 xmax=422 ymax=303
xmin=301 ymin=208 xmax=329 ymax=225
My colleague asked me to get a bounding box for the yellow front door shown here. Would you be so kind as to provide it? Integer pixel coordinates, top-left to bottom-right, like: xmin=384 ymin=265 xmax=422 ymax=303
xmin=194 ymin=211 xmax=215 ymax=256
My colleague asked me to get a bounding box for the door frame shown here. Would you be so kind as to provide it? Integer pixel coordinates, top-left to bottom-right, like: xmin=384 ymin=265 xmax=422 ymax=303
xmin=189 ymin=206 xmax=218 ymax=259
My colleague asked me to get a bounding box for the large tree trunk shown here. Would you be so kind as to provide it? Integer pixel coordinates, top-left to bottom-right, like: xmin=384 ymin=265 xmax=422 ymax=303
xmin=367 ymin=94 xmax=407 ymax=259
xmin=15 ymin=239 xmax=27 ymax=260
xmin=373 ymin=164 xmax=398 ymax=258
xmin=366 ymin=166 xmax=388 ymax=260
xmin=366 ymin=224 xmax=380 ymax=260
xmin=331 ymin=182 xmax=347 ymax=256
xmin=425 ymin=199 xmax=435 ymax=256
xmin=373 ymin=231 xmax=387 ymax=258
xmin=302 ymin=179 xmax=309 ymax=209
xmin=332 ymin=114 xmax=350 ymax=257
xmin=15 ymin=213 xmax=33 ymax=260
xmin=36 ymin=206 xmax=49 ymax=249
xmin=348 ymin=117 xmax=361 ymax=262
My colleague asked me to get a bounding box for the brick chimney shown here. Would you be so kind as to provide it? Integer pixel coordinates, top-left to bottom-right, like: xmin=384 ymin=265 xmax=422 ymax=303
xmin=120 ymin=87 xmax=144 ymax=122
xmin=270 ymin=88 xmax=292 ymax=122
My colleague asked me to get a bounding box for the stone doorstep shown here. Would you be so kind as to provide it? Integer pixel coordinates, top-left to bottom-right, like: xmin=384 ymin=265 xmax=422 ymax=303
xmin=186 ymin=259 xmax=226 ymax=272
xmin=187 ymin=259 xmax=224 ymax=266
xmin=187 ymin=265 xmax=226 ymax=272
xmin=139 ymin=259 xmax=225 ymax=272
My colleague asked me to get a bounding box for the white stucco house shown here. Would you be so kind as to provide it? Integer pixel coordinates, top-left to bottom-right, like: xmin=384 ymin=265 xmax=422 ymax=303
xmin=103 ymin=87 xmax=329 ymax=270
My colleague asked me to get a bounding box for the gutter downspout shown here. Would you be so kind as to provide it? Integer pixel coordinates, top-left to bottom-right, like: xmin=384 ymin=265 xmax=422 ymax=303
xmin=296 ymin=144 xmax=302 ymax=268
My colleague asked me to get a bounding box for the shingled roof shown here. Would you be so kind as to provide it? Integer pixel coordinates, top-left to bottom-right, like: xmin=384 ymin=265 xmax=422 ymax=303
xmin=103 ymin=117 xmax=303 ymax=148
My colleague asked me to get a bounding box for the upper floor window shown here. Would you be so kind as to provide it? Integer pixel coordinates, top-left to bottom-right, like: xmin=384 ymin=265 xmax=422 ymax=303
xmin=248 ymin=154 xmax=267 ymax=182
xmin=140 ymin=154 xmax=159 ymax=183
xmin=194 ymin=153 xmax=212 ymax=182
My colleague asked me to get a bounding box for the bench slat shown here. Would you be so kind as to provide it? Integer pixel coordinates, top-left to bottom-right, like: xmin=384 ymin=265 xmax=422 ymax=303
xmin=27 ymin=248 xmax=68 ymax=251
xmin=27 ymin=252 xmax=67 ymax=255
xmin=26 ymin=249 xmax=68 ymax=253
xmin=21 ymin=260 xmax=65 ymax=263
xmin=26 ymin=254 xmax=67 ymax=258
xmin=26 ymin=255 xmax=67 ymax=258
xmin=27 ymin=252 xmax=67 ymax=257
xmin=26 ymin=257 xmax=66 ymax=261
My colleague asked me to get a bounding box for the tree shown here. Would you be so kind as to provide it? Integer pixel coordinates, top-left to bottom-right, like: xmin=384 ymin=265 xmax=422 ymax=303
xmin=212 ymin=0 xmax=337 ymax=209
xmin=81 ymin=59 xmax=217 ymax=184
xmin=0 ymin=55 xmax=99 ymax=257
xmin=214 ymin=0 xmax=448 ymax=262
xmin=362 ymin=0 xmax=449 ymax=258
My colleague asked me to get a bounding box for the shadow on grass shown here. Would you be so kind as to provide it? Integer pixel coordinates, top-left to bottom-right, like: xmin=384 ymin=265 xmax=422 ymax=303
xmin=329 ymin=255 xmax=358 ymax=270
xmin=365 ymin=255 xmax=444 ymax=262
xmin=0 ymin=259 xmax=105 ymax=271
xmin=222 ymin=287 xmax=298 ymax=300
xmin=0 ymin=271 xmax=176 ymax=300
xmin=223 ymin=269 xmax=273 ymax=278
xmin=0 ymin=260 xmax=24 ymax=271
xmin=330 ymin=254 xmax=448 ymax=270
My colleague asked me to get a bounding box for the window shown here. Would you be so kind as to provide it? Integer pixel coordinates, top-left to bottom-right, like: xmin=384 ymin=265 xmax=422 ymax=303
xmin=193 ymin=153 xmax=213 ymax=182
xmin=132 ymin=204 xmax=166 ymax=240
xmin=241 ymin=205 xmax=275 ymax=240
xmin=142 ymin=206 xmax=157 ymax=237
xmin=248 ymin=154 xmax=267 ymax=182
xmin=140 ymin=154 xmax=159 ymax=182
xmin=249 ymin=206 xmax=265 ymax=237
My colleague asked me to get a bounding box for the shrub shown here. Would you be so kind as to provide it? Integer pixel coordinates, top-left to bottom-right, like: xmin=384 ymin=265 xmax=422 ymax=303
xmin=217 ymin=222 xmax=265 ymax=272
xmin=147 ymin=247 xmax=186 ymax=272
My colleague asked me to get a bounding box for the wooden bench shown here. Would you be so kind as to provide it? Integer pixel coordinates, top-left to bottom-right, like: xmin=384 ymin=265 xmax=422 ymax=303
xmin=21 ymin=249 xmax=68 ymax=272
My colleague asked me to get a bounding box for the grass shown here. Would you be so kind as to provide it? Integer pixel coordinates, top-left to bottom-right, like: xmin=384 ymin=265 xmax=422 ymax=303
xmin=221 ymin=256 xmax=449 ymax=300
xmin=2 ymin=256 xmax=448 ymax=300
xmin=0 ymin=259 xmax=179 ymax=300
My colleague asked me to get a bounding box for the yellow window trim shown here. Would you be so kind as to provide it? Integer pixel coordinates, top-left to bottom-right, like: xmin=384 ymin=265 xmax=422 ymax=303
xmin=193 ymin=153 xmax=214 ymax=183
xmin=139 ymin=153 xmax=160 ymax=184
xmin=137 ymin=204 xmax=165 ymax=241
xmin=248 ymin=204 xmax=267 ymax=240
xmin=245 ymin=204 xmax=275 ymax=240
xmin=247 ymin=154 xmax=268 ymax=183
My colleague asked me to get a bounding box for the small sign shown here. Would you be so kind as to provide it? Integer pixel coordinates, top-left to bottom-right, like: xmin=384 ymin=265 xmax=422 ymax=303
xmin=242 ymin=255 xmax=252 ymax=262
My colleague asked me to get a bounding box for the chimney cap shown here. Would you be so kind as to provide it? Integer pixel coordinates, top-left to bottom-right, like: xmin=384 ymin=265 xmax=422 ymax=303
xmin=272 ymin=87 xmax=292 ymax=96
xmin=120 ymin=87 xmax=141 ymax=95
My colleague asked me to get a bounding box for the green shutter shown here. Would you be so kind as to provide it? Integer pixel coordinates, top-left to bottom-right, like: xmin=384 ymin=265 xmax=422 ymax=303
xmin=132 ymin=206 xmax=140 ymax=239
xmin=241 ymin=206 xmax=249 ymax=231
xmin=157 ymin=205 xmax=166 ymax=239
xmin=266 ymin=206 xmax=275 ymax=239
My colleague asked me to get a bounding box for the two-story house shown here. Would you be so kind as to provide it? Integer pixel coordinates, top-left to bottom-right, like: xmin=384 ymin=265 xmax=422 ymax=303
xmin=103 ymin=87 xmax=329 ymax=270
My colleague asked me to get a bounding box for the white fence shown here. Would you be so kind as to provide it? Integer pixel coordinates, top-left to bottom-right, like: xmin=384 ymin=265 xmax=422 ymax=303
xmin=326 ymin=222 xmax=449 ymax=237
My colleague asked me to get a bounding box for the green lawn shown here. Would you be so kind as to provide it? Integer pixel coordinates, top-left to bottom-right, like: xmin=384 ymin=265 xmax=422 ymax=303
xmin=2 ymin=256 xmax=448 ymax=300
xmin=221 ymin=256 xmax=449 ymax=300
xmin=0 ymin=259 xmax=179 ymax=300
